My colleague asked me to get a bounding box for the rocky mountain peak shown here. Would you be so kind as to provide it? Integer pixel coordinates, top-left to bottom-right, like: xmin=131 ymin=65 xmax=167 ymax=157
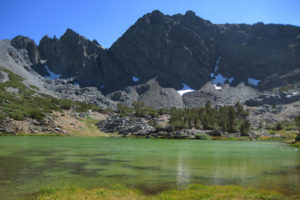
xmin=184 ymin=10 xmax=196 ymax=17
xmin=60 ymin=28 xmax=89 ymax=44
xmin=11 ymin=10 xmax=300 ymax=97
xmin=65 ymin=28 xmax=77 ymax=35
xmin=11 ymin=35 xmax=40 ymax=64
xmin=148 ymin=10 xmax=165 ymax=21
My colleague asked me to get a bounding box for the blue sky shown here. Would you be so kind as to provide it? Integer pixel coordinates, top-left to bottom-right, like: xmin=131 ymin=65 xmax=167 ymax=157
xmin=1 ymin=0 xmax=300 ymax=48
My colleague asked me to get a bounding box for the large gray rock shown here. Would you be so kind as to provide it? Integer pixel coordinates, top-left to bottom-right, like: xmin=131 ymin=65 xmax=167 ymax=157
xmin=183 ymin=82 xmax=259 ymax=107
xmin=44 ymin=79 xmax=117 ymax=109
xmin=108 ymin=78 xmax=184 ymax=108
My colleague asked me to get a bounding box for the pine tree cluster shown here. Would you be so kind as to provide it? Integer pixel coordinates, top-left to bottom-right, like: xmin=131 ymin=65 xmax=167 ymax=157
xmin=169 ymin=101 xmax=250 ymax=133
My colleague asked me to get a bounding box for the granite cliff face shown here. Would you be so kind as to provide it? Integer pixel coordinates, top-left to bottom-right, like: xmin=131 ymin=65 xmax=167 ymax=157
xmin=8 ymin=10 xmax=300 ymax=96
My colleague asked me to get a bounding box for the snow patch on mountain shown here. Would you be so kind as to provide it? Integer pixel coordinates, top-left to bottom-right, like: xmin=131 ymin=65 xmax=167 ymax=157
xmin=248 ymin=78 xmax=261 ymax=86
xmin=177 ymin=83 xmax=195 ymax=96
xmin=132 ymin=76 xmax=139 ymax=82
xmin=228 ymin=77 xmax=234 ymax=83
xmin=214 ymin=85 xmax=222 ymax=90
xmin=44 ymin=65 xmax=61 ymax=80
xmin=211 ymin=57 xmax=235 ymax=86
xmin=212 ymin=74 xmax=227 ymax=85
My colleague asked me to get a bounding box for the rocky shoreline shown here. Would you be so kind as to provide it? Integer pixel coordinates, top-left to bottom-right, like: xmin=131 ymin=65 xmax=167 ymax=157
xmin=96 ymin=114 xmax=280 ymax=140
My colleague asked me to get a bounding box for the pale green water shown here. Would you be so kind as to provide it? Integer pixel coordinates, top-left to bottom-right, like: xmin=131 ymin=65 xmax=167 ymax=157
xmin=0 ymin=137 xmax=299 ymax=199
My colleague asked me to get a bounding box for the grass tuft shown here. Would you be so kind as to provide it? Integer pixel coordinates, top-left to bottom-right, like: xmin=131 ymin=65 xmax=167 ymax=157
xmin=35 ymin=184 xmax=291 ymax=200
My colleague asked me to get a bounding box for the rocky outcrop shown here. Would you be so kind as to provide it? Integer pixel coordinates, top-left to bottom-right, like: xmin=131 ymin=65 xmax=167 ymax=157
xmin=259 ymin=69 xmax=300 ymax=90
xmin=245 ymin=89 xmax=300 ymax=106
xmin=0 ymin=70 xmax=9 ymax=83
xmin=11 ymin=36 xmax=40 ymax=64
xmin=108 ymin=78 xmax=184 ymax=108
xmin=183 ymin=82 xmax=260 ymax=107
xmin=246 ymin=102 xmax=300 ymax=129
xmin=0 ymin=115 xmax=66 ymax=135
xmin=97 ymin=115 xmax=155 ymax=136
xmin=0 ymin=119 xmax=16 ymax=134
xmin=44 ymin=79 xmax=117 ymax=109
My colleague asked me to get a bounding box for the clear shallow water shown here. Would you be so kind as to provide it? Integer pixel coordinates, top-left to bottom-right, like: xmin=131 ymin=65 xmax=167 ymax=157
xmin=0 ymin=137 xmax=299 ymax=199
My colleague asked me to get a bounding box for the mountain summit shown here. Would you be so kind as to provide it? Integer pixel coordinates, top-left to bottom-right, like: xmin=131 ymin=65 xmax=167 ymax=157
xmin=10 ymin=10 xmax=300 ymax=93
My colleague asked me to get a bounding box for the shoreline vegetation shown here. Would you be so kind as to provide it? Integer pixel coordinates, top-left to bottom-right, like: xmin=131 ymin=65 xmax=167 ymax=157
xmin=34 ymin=184 xmax=297 ymax=200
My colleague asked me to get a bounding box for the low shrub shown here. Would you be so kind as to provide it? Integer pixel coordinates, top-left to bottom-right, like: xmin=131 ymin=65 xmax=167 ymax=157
xmin=274 ymin=123 xmax=283 ymax=130
xmin=8 ymin=110 xmax=24 ymax=120
xmin=59 ymin=100 xmax=72 ymax=110
xmin=29 ymin=109 xmax=45 ymax=120
xmin=195 ymin=133 xmax=211 ymax=140
xmin=0 ymin=113 xmax=6 ymax=120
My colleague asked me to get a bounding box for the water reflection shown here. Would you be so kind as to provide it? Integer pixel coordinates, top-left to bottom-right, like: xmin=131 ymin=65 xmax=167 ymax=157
xmin=176 ymin=153 xmax=190 ymax=186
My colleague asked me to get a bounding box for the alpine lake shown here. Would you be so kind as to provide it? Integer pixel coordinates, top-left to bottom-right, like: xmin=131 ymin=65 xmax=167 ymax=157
xmin=0 ymin=136 xmax=299 ymax=199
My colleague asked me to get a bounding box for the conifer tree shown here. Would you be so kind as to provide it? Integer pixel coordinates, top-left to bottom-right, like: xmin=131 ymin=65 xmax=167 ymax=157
xmin=295 ymin=115 xmax=300 ymax=141
xmin=228 ymin=106 xmax=236 ymax=132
